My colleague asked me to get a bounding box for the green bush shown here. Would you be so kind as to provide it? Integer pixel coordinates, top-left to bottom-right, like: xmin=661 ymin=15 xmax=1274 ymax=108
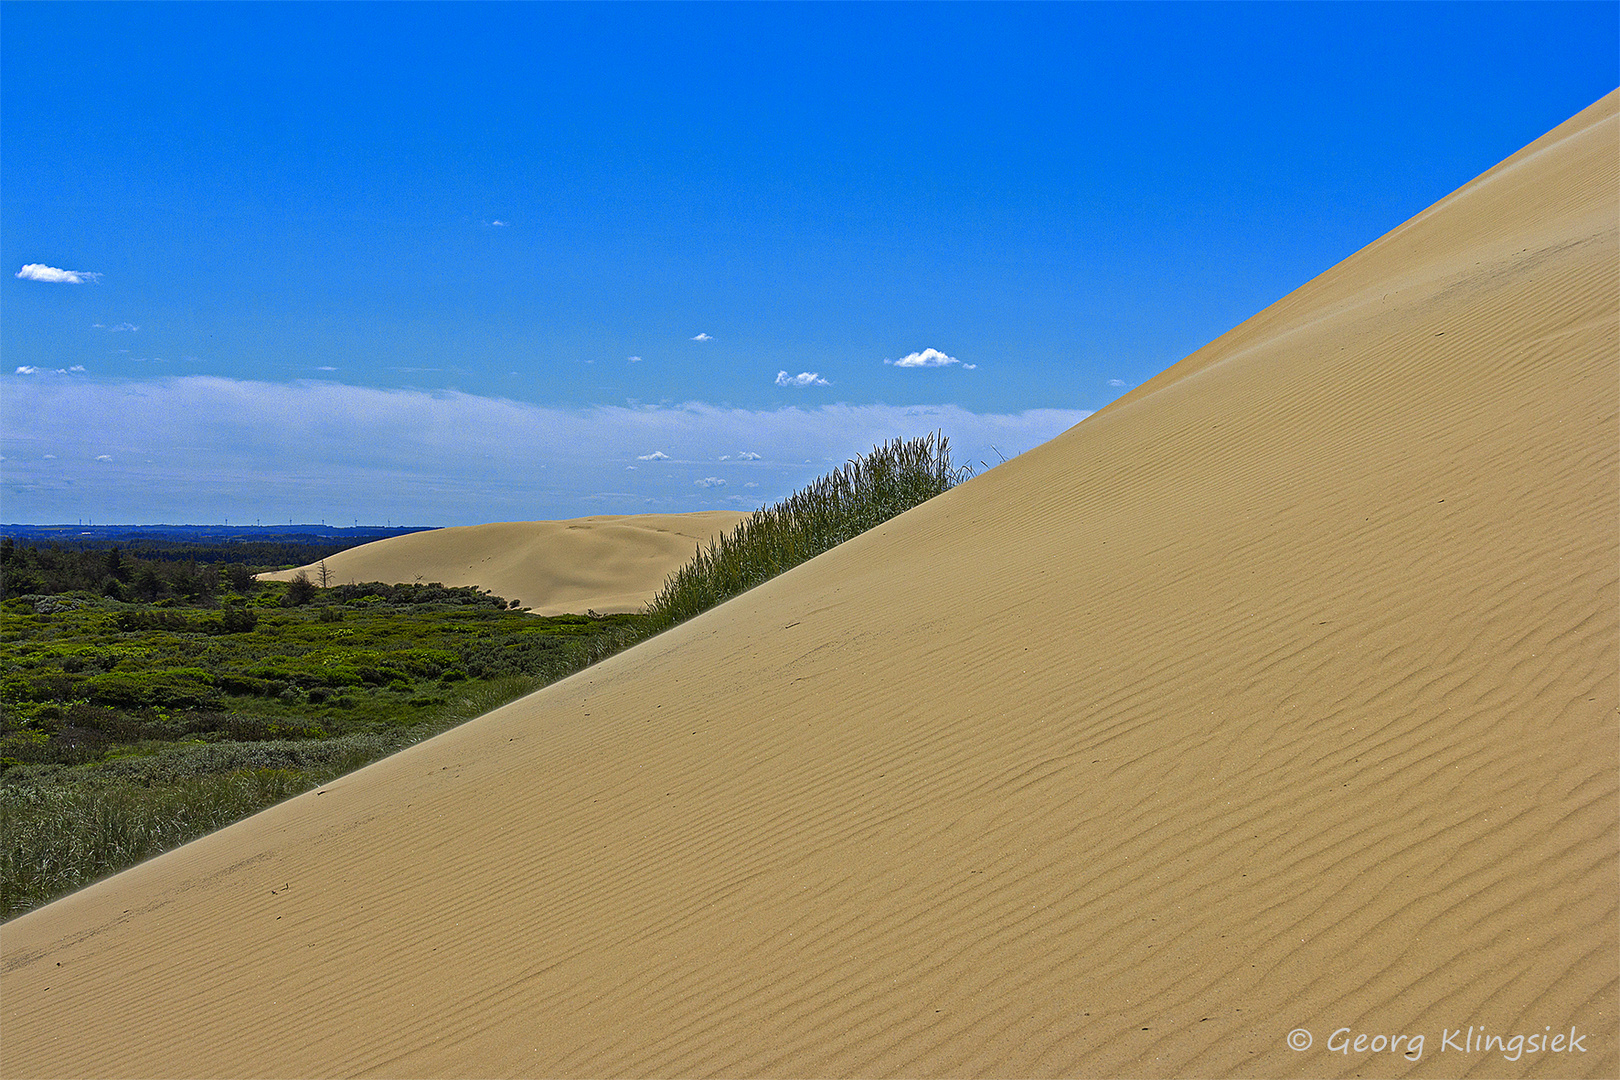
xmin=84 ymin=668 xmax=219 ymax=710
xmin=283 ymin=573 xmax=316 ymax=607
xmin=217 ymin=674 xmax=274 ymax=696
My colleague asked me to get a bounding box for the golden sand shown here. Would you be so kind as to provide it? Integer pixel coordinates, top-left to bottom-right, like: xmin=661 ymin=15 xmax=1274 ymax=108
xmin=3 ymin=93 xmax=1614 ymax=1078
xmin=259 ymin=511 xmax=751 ymax=616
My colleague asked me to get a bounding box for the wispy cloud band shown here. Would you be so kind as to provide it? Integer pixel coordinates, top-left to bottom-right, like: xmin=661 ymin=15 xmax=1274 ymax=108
xmin=0 ymin=376 xmax=1090 ymax=525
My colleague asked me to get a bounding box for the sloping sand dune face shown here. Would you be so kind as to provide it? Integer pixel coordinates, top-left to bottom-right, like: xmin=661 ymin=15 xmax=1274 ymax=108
xmin=3 ymin=95 xmax=1615 ymax=1078
xmin=259 ymin=511 xmax=751 ymax=615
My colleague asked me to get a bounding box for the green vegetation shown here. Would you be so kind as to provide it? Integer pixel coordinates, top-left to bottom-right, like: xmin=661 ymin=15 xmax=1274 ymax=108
xmin=0 ymin=535 xmax=254 ymax=604
xmin=1 ymin=675 xmax=549 ymax=919
xmin=643 ymin=433 xmax=964 ymax=631
xmin=0 ymin=529 xmax=427 ymax=593
xmin=2 ymin=433 xmax=966 ymax=919
xmin=0 ymin=581 xmax=638 ymax=917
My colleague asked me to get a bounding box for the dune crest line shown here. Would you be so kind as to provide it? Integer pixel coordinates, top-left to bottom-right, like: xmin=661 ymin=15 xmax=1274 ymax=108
xmin=260 ymin=511 xmax=751 ymax=617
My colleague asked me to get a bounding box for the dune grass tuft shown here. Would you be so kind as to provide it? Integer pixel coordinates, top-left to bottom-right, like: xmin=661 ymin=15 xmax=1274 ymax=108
xmin=642 ymin=432 xmax=964 ymax=632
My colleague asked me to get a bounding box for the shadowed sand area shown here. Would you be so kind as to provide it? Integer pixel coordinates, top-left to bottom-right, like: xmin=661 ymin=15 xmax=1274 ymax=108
xmin=259 ymin=511 xmax=752 ymax=616
xmin=2 ymin=93 xmax=1615 ymax=1078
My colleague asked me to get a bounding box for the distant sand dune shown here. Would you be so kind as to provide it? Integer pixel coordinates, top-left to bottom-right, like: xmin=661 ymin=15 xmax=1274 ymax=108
xmin=3 ymin=93 xmax=1614 ymax=1078
xmin=259 ymin=511 xmax=751 ymax=616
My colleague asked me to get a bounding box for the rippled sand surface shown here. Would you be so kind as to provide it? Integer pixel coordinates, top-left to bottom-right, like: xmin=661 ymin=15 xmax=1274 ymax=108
xmin=3 ymin=92 xmax=1614 ymax=1079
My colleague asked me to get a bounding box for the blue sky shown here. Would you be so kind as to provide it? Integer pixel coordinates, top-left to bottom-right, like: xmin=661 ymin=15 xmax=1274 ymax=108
xmin=4 ymin=2 xmax=1615 ymax=526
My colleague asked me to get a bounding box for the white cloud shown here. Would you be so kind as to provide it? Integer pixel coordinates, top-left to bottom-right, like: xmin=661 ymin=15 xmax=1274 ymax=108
xmin=491 ymin=220 xmax=509 ymax=227
xmin=1108 ymin=378 xmax=1127 ymax=387
xmin=637 ymin=450 xmax=670 ymax=461
xmin=886 ymin=348 xmax=959 ymax=368
xmin=69 ymin=365 xmax=85 ymax=372
xmin=107 ymin=323 xmax=139 ymax=333
xmin=776 ymin=370 xmax=829 ymax=387
xmin=691 ymin=333 xmax=712 ymax=341
xmin=316 ymin=366 xmax=337 ymax=372
xmin=694 ymin=477 xmax=727 ymax=488
xmin=0 ymin=376 xmax=1090 ymax=524
xmin=736 ymin=451 xmax=761 ymax=460
xmin=627 ymin=355 xmax=642 ymax=363
xmin=15 ymin=367 xmax=40 ymax=375
xmin=95 ymin=455 xmax=113 ymax=461
xmin=15 ymin=264 xmax=101 ymax=284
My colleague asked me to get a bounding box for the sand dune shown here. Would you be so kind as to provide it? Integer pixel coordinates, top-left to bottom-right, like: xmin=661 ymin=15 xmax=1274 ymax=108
xmin=3 ymin=92 xmax=1614 ymax=1079
xmin=258 ymin=512 xmax=751 ymax=616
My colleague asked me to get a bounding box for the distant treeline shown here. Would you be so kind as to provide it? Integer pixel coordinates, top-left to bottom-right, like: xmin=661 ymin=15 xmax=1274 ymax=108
xmin=3 ymin=538 xmax=370 ymax=568
xmin=0 ymin=539 xmax=262 ymax=603
xmin=0 ymin=537 xmax=532 ymax=607
xmin=0 ymin=524 xmax=438 ymax=600
xmin=0 ymin=524 xmax=431 ymax=567
xmin=2 ymin=524 xmax=431 ymax=544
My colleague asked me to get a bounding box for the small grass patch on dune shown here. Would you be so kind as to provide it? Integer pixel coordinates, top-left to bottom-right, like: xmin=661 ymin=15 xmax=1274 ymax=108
xmin=643 ymin=432 xmax=964 ymax=631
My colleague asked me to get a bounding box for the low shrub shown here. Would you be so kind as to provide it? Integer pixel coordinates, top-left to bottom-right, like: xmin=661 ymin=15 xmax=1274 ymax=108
xmin=83 ymin=668 xmax=220 ymax=710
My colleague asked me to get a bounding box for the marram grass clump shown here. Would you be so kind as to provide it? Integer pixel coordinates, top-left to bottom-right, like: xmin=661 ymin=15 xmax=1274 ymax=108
xmin=642 ymin=432 xmax=965 ymax=632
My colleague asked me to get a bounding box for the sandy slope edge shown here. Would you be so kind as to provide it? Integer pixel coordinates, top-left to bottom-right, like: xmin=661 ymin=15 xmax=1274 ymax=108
xmin=258 ymin=511 xmax=750 ymax=616
xmin=2 ymin=93 xmax=1615 ymax=1078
